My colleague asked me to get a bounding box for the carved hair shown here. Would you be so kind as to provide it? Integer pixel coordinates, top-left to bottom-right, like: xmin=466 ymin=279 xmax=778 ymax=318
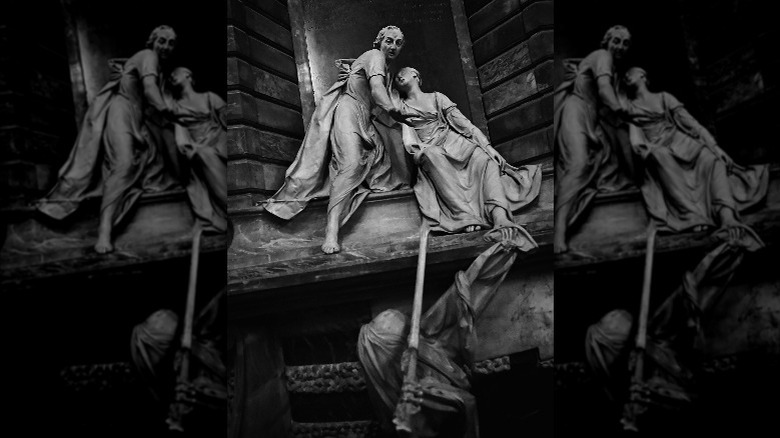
xmin=146 ymin=25 xmax=177 ymax=49
xmin=400 ymin=67 xmax=422 ymax=87
xmin=373 ymin=25 xmax=404 ymax=49
xmin=626 ymin=66 xmax=648 ymax=87
xmin=600 ymin=25 xmax=630 ymax=49
xmin=172 ymin=66 xmax=194 ymax=86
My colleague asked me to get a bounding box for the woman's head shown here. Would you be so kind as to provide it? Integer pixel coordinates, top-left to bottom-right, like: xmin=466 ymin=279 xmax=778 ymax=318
xmin=170 ymin=66 xmax=194 ymax=88
xmin=373 ymin=26 xmax=405 ymax=61
xmin=147 ymin=25 xmax=177 ymax=61
xmin=601 ymin=25 xmax=631 ymax=61
xmin=394 ymin=66 xmax=421 ymax=92
xmin=624 ymin=66 xmax=648 ymax=89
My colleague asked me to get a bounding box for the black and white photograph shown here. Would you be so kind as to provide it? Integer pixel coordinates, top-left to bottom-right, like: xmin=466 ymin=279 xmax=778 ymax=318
xmin=553 ymin=0 xmax=780 ymax=435
xmin=1 ymin=1 xmax=227 ymax=436
xmin=226 ymin=0 xmax=553 ymax=436
xmin=4 ymin=0 xmax=778 ymax=436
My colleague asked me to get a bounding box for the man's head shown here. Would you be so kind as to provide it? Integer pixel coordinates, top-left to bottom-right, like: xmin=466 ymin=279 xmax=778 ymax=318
xmin=394 ymin=66 xmax=421 ymax=92
xmin=373 ymin=25 xmax=405 ymax=62
xmin=601 ymin=25 xmax=631 ymax=61
xmin=147 ymin=25 xmax=177 ymax=61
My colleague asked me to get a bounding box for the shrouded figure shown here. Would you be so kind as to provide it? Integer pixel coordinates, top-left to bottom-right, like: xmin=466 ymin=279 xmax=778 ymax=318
xmin=263 ymin=26 xmax=409 ymax=254
xmin=358 ymin=227 xmax=538 ymax=437
xmin=37 ymin=25 xmax=180 ymax=253
xmin=130 ymin=290 xmax=227 ymax=433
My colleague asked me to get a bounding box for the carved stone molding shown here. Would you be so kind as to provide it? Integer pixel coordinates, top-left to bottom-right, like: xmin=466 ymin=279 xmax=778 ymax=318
xmin=538 ymin=358 xmax=554 ymax=369
xmin=286 ymin=362 xmax=366 ymax=394
xmin=285 ymin=355 xmax=541 ymax=394
xmin=291 ymin=420 xmax=379 ymax=438
xmin=472 ymin=355 xmax=511 ymax=374
xmin=60 ymin=361 xmax=136 ymax=392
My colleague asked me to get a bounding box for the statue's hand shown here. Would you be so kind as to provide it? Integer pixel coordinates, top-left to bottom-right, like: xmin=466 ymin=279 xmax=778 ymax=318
xmin=486 ymin=146 xmax=507 ymax=169
xmin=602 ymin=106 xmax=633 ymax=125
xmin=399 ymin=381 xmax=424 ymax=407
xmin=153 ymin=106 xmax=178 ymax=124
xmin=388 ymin=108 xmax=413 ymax=126
xmin=714 ymin=145 xmax=734 ymax=169
xmin=400 ymin=348 xmax=413 ymax=374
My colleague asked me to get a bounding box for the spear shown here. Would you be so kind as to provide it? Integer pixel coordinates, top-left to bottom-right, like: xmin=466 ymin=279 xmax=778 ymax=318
xmin=394 ymin=223 xmax=431 ymax=434
xmin=622 ymin=224 xmax=657 ymax=432
xmin=167 ymin=227 xmax=203 ymax=432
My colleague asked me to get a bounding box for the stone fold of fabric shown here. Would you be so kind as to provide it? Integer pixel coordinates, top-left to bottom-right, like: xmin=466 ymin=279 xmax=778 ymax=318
xmin=172 ymin=91 xmax=227 ymax=232
xmin=401 ymin=92 xmax=541 ymax=233
xmin=263 ymin=50 xmax=407 ymax=225
xmin=38 ymin=51 xmax=178 ymax=224
xmin=627 ymin=92 xmax=769 ymax=232
xmin=555 ymin=52 xmax=633 ymax=229
xmin=358 ymin=230 xmax=536 ymax=437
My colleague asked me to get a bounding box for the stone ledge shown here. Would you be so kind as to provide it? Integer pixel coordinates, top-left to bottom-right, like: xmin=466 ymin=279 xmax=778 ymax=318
xmin=2 ymin=231 xmax=226 ymax=287
xmin=229 ymin=171 xmax=553 ymax=263
xmin=227 ymin=171 xmax=554 ymax=296
xmin=1 ymin=188 xmax=227 ymax=285
xmin=227 ymin=229 xmax=553 ymax=317
xmin=1 ymin=188 xmax=190 ymax=217
xmin=557 ymin=166 xmax=780 ymax=269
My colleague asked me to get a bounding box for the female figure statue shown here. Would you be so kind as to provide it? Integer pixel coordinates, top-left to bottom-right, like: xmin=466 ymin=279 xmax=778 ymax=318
xmin=168 ymin=67 xmax=227 ymax=233
xmin=263 ymin=26 xmax=409 ymax=254
xmin=554 ymin=25 xmax=634 ymax=254
xmin=394 ymin=67 xmax=541 ymax=234
xmin=38 ymin=25 xmax=179 ymax=253
xmin=622 ymin=67 xmax=768 ymax=235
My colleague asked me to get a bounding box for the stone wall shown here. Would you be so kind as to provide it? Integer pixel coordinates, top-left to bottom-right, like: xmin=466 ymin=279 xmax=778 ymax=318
xmin=227 ymin=0 xmax=305 ymax=209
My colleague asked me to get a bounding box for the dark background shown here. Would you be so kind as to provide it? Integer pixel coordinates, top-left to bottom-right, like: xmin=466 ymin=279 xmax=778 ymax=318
xmin=554 ymin=0 xmax=780 ymax=435
xmin=554 ymin=0 xmax=704 ymax=121
xmin=554 ymin=0 xmax=779 ymax=165
xmin=301 ymin=0 xmax=473 ymax=120
xmin=2 ymin=1 xmax=227 ymax=436
xmin=64 ymin=0 xmax=227 ymax=122
xmin=5 ymin=253 xmax=227 ymax=437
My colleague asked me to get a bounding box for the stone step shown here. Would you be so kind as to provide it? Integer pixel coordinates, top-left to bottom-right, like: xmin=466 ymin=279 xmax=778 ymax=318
xmin=227 ymin=172 xmax=554 ymax=295
xmin=557 ymin=165 xmax=780 ymax=269
xmin=1 ymin=189 xmax=227 ymax=285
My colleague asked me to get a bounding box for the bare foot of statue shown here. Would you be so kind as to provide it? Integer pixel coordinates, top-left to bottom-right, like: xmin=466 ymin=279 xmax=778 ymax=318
xmin=553 ymin=234 xmax=568 ymax=254
xmin=94 ymin=232 xmax=114 ymax=254
xmin=321 ymin=210 xmax=341 ymax=254
xmin=95 ymin=205 xmax=116 ymax=254
xmin=321 ymin=235 xmax=341 ymax=254
xmin=553 ymin=203 xmax=571 ymax=254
